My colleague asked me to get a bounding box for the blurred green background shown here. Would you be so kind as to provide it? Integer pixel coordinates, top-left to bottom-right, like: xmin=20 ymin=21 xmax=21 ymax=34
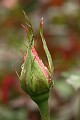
xmin=0 ymin=0 xmax=80 ymax=120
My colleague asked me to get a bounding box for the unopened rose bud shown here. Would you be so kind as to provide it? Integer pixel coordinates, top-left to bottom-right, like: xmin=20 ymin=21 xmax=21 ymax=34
xmin=18 ymin=12 xmax=54 ymax=103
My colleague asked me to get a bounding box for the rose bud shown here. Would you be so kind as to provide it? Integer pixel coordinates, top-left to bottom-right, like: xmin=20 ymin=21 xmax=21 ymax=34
xmin=18 ymin=12 xmax=54 ymax=103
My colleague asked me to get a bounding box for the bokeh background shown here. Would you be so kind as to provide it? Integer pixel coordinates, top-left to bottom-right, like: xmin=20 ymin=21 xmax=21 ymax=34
xmin=0 ymin=0 xmax=80 ymax=120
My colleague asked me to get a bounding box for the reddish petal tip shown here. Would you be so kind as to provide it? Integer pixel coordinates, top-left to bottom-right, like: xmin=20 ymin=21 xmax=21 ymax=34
xmin=41 ymin=17 xmax=44 ymax=21
xmin=40 ymin=17 xmax=44 ymax=26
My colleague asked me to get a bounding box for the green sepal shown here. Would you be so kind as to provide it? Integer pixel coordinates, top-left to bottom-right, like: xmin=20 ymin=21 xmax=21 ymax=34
xmin=19 ymin=14 xmax=54 ymax=101
xmin=22 ymin=10 xmax=34 ymax=47
xmin=40 ymin=18 xmax=53 ymax=77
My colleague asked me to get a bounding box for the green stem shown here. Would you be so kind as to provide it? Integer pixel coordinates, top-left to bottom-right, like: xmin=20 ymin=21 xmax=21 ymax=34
xmin=38 ymin=99 xmax=50 ymax=120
